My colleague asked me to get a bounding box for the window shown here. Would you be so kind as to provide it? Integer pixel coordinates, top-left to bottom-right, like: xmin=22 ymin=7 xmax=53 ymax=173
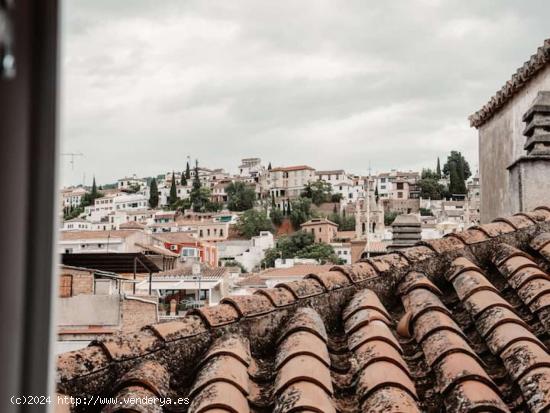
xmin=59 ymin=274 xmax=72 ymax=298
xmin=396 ymin=182 xmax=404 ymax=190
xmin=398 ymin=192 xmax=403 ymax=198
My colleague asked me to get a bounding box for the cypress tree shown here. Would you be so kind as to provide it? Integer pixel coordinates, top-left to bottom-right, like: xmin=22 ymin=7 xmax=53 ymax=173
xmin=149 ymin=178 xmax=159 ymax=208
xmin=271 ymin=192 xmax=276 ymax=208
xmin=181 ymin=171 xmax=187 ymax=186
xmin=169 ymin=172 xmax=178 ymax=205
xmin=91 ymin=177 xmax=98 ymax=198
xmin=268 ymin=162 xmax=272 ymax=171
xmin=185 ymin=161 xmax=191 ymax=180
xmin=436 ymin=157 xmax=441 ymax=179
xmin=192 ymin=160 xmax=201 ymax=190
xmin=286 ymin=199 xmax=292 ymax=215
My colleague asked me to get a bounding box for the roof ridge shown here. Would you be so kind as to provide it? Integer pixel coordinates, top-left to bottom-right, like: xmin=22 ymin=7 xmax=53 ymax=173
xmin=469 ymin=38 xmax=550 ymax=128
xmin=56 ymin=206 xmax=550 ymax=395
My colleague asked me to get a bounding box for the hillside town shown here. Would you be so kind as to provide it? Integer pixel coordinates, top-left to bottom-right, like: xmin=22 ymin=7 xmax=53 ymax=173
xmin=57 ymin=153 xmax=480 ymax=351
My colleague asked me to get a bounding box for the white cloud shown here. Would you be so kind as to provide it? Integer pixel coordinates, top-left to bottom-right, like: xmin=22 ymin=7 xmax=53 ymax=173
xmin=59 ymin=0 xmax=550 ymax=186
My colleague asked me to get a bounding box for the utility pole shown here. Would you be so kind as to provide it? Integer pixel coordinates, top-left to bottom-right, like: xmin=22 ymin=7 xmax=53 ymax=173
xmin=61 ymin=152 xmax=84 ymax=170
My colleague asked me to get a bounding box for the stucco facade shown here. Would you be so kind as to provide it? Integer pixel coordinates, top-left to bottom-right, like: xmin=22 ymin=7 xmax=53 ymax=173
xmin=476 ymin=62 xmax=550 ymax=222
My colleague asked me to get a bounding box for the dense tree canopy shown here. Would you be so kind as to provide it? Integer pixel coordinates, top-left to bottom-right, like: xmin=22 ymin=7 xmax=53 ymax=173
xmin=289 ymin=198 xmax=314 ymax=229
xmin=441 ymin=151 xmax=470 ymax=195
xmin=261 ymin=230 xmax=342 ymax=268
xmin=226 ymin=181 xmax=257 ymax=211
xmin=301 ymin=181 xmax=332 ymax=206
xmin=236 ymin=209 xmax=274 ymax=238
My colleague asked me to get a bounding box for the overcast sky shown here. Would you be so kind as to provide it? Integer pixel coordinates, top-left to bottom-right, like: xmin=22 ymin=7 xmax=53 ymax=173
xmin=60 ymin=0 xmax=550 ymax=187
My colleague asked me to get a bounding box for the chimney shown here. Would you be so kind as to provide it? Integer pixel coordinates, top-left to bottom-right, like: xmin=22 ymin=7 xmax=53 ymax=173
xmin=522 ymin=91 xmax=550 ymax=156
xmin=389 ymin=214 xmax=421 ymax=250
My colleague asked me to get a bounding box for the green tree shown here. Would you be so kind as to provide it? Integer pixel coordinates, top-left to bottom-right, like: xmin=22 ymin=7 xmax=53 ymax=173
xmin=185 ymin=161 xmax=191 ymax=180
xmin=181 ymin=171 xmax=187 ymax=186
xmin=267 ymin=162 xmax=272 ymax=170
xmin=296 ymin=243 xmax=341 ymax=264
xmin=448 ymin=162 xmax=467 ymax=195
xmin=226 ymin=181 xmax=257 ymax=211
xmin=436 ymin=157 xmax=442 ymax=179
xmin=418 ymin=177 xmax=446 ymax=199
xmin=384 ymin=211 xmax=399 ymax=226
xmin=149 ymin=178 xmax=159 ymax=208
xmin=91 ymin=177 xmax=98 ymax=198
xmin=270 ymin=208 xmax=284 ymax=226
xmin=261 ymin=231 xmax=342 ymax=268
xmin=302 ymin=181 xmax=332 ymax=206
xmin=169 ymin=172 xmax=178 ymax=205
xmin=189 ymin=160 xmax=212 ymax=212
xmin=289 ymin=198 xmax=313 ymax=228
xmin=443 ymin=151 xmax=471 ymax=181
xmin=271 ymin=192 xmax=276 ymax=209
xmin=236 ymin=209 xmax=274 ymax=238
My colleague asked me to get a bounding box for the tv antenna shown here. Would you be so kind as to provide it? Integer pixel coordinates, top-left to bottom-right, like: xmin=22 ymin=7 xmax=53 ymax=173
xmin=61 ymin=152 xmax=84 ymax=170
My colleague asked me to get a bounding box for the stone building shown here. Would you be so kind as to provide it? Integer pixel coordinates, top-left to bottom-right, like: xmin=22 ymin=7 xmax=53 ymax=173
xmin=470 ymin=38 xmax=550 ymax=223
xmin=300 ymin=218 xmax=338 ymax=244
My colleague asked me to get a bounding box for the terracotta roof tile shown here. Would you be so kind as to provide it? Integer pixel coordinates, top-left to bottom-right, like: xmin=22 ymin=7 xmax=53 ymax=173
xmin=304 ymin=270 xmax=351 ymax=290
xmin=395 ymin=245 xmax=437 ymax=263
xmin=463 ymin=289 xmax=515 ymax=319
xmin=253 ymin=287 xmax=295 ymax=308
xmin=518 ymin=367 xmax=550 ymax=412
xmin=445 ymin=380 xmax=509 ymax=412
xmin=113 ymin=361 xmax=169 ymax=397
xmin=330 ymin=261 xmax=378 ymax=283
xmin=348 ymin=319 xmax=402 ymax=354
xmin=220 ymin=294 xmax=274 ymax=317
xmin=396 ymin=271 xmax=443 ymax=297
xmin=190 ymin=304 xmax=240 ymax=327
xmin=531 ymin=232 xmax=550 ymax=251
xmin=275 ymin=382 xmax=336 ymax=413
xmin=55 ymin=206 xmax=550 ymax=412
xmin=276 ymin=331 xmax=330 ymax=369
xmin=417 ymin=236 xmax=466 ymax=254
xmin=96 ymin=330 xmax=162 ymax=362
xmin=367 ymin=253 xmax=409 ymax=273
xmin=188 ymin=382 xmax=249 ymax=413
xmin=278 ymin=307 xmax=328 ymax=345
xmin=148 ymin=315 xmax=206 ymax=342
xmin=434 ymin=352 xmax=495 ymax=394
xmin=473 ymin=221 xmax=516 ymax=237
xmin=357 ymin=361 xmax=417 ymax=401
xmin=342 ymin=289 xmax=392 ymax=323
xmin=446 ymin=228 xmax=489 ymax=245
xmin=494 ymin=214 xmax=537 ymax=230
xmin=362 ymin=387 xmax=421 ymax=413
xmin=448 ymin=259 xmax=550 ymax=413
xmin=276 ymin=278 xmax=325 ymax=299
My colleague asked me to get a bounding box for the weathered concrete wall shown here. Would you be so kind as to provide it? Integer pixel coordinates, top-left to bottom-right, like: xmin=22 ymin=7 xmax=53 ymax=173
xmin=478 ymin=65 xmax=550 ymax=223
xmin=57 ymin=295 xmax=120 ymax=326
xmin=513 ymin=160 xmax=550 ymax=213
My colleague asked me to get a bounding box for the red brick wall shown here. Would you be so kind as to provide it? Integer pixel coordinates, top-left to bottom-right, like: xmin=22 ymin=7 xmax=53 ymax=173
xmin=59 ymin=267 xmax=94 ymax=296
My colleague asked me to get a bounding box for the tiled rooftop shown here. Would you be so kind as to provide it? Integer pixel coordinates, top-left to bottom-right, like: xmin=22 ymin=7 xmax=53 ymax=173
xmin=57 ymin=206 xmax=550 ymax=412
